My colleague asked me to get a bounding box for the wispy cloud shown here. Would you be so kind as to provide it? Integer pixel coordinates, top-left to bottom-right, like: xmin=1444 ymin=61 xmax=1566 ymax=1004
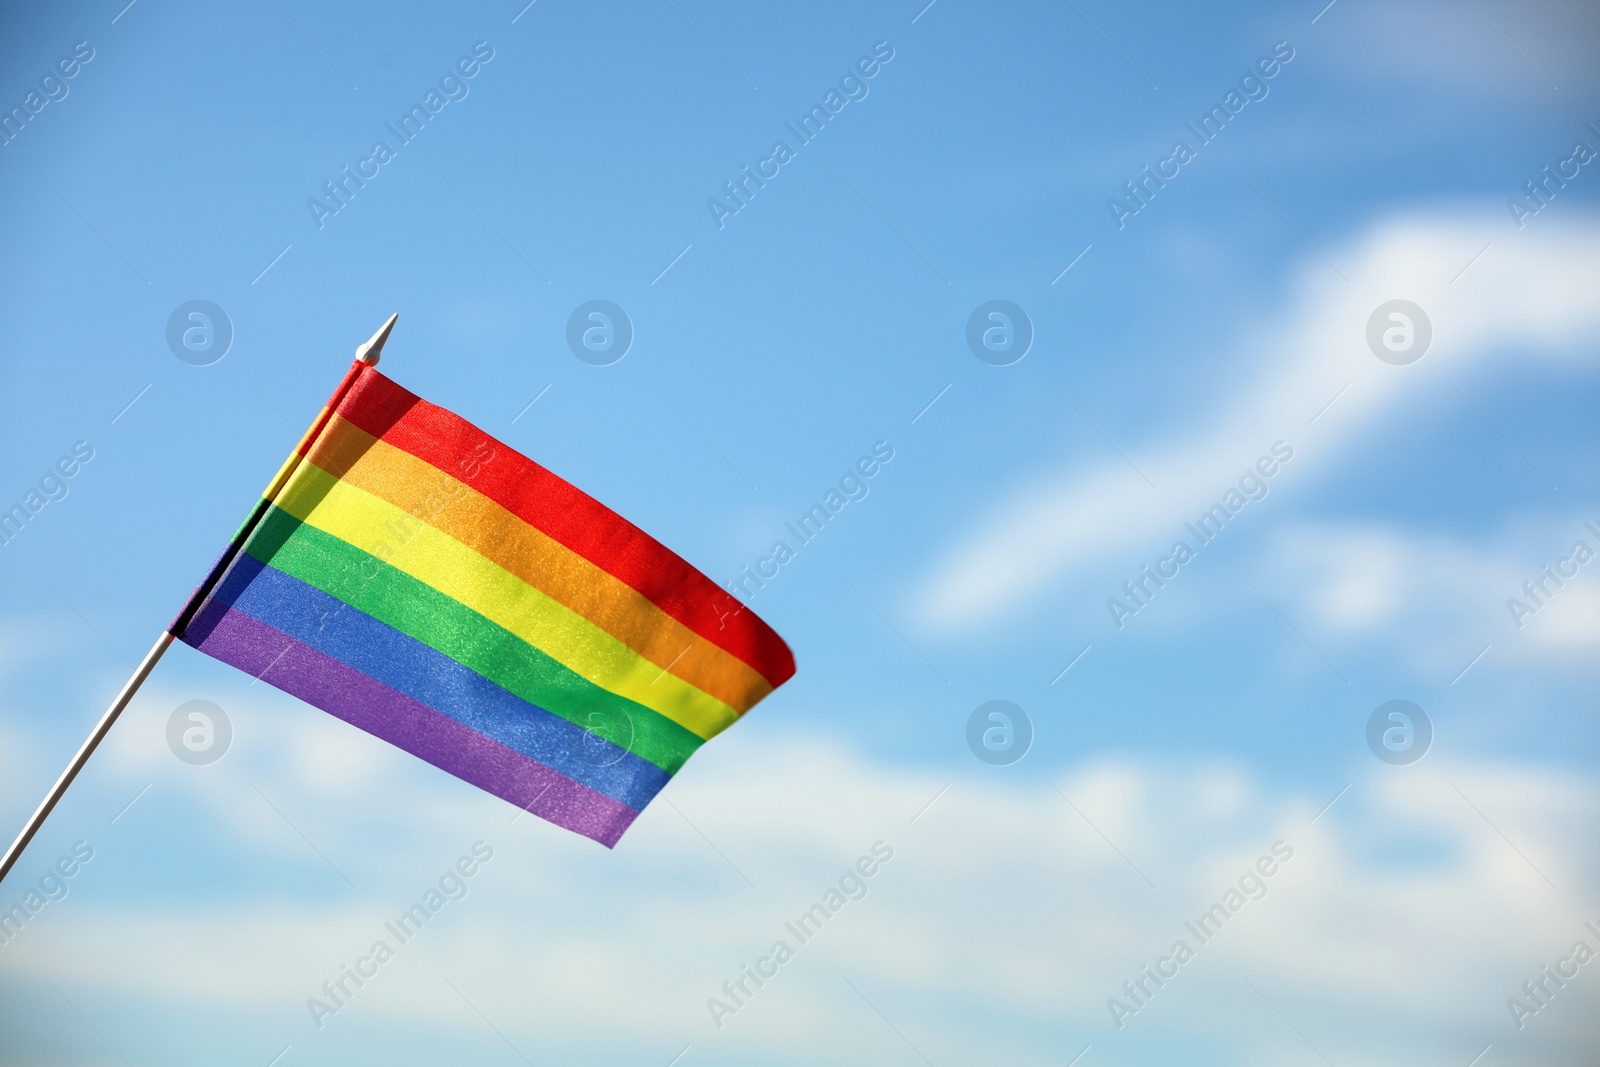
xmin=1260 ymin=518 xmax=1600 ymax=671
xmin=913 ymin=211 xmax=1600 ymax=632
xmin=4 ymin=729 xmax=1594 ymax=1063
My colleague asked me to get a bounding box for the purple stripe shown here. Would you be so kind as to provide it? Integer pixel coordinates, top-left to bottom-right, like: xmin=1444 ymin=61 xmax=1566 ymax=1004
xmin=187 ymin=607 xmax=637 ymax=847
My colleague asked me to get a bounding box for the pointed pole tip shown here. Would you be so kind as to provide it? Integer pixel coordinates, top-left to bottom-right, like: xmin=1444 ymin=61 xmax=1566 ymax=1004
xmin=356 ymin=313 xmax=399 ymax=366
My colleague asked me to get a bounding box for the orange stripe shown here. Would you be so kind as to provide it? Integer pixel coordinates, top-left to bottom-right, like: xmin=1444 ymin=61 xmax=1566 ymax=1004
xmin=333 ymin=368 xmax=795 ymax=688
xmin=304 ymin=415 xmax=773 ymax=713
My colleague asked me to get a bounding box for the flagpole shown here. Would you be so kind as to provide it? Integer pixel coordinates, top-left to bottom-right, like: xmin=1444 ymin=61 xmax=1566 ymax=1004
xmin=0 ymin=633 xmax=174 ymax=884
xmin=0 ymin=315 xmax=399 ymax=887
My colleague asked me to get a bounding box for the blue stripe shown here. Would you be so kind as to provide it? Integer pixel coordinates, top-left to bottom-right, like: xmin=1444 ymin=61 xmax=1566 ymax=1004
xmin=208 ymin=555 xmax=670 ymax=810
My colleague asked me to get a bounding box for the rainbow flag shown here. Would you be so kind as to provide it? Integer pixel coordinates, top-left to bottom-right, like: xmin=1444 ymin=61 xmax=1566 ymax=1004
xmin=172 ymin=360 xmax=794 ymax=847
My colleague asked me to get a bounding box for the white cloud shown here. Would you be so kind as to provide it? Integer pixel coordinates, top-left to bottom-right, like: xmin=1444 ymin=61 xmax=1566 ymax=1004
xmin=1258 ymin=517 xmax=1600 ymax=672
xmin=914 ymin=211 xmax=1600 ymax=632
xmin=4 ymin=724 xmax=1596 ymax=1065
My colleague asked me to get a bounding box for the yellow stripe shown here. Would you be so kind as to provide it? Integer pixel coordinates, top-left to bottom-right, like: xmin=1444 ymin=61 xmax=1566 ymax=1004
xmin=261 ymin=403 xmax=338 ymax=501
xmin=305 ymin=416 xmax=771 ymax=712
xmin=274 ymin=462 xmax=740 ymax=739
xmin=260 ymin=427 xmax=317 ymax=502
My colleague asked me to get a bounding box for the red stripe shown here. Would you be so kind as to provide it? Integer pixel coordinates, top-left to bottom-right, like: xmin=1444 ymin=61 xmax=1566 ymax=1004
xmin=294 ymin=359 xmax=368 ymax=460
xmin=331 ymin=367 xmax=795 ymax=689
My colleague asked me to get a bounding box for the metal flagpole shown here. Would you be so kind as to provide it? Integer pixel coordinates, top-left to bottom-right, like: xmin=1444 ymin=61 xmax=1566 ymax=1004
xmin=0 ymin=634 xmax=174 ymax=883
xmin=0 ymin=315 xmax=399 ymax=886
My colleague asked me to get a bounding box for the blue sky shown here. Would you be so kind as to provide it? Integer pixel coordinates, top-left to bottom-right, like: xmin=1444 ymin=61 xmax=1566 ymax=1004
xmin=1 ymin=1 xmax=1597 ymax=1064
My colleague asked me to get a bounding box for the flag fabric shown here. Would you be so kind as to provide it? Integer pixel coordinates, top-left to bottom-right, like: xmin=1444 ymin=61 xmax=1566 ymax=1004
xmin=173 ymin=359 xmax=794 ymax=847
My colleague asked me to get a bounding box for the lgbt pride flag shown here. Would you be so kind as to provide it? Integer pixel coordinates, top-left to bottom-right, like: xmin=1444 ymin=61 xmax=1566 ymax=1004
xmin=171 ymin=359 xmax=794 ymax=847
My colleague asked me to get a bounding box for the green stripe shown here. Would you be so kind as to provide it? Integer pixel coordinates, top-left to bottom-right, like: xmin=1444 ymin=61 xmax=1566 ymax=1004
xmin=243 ymin=505 xmax=703 ymax=773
